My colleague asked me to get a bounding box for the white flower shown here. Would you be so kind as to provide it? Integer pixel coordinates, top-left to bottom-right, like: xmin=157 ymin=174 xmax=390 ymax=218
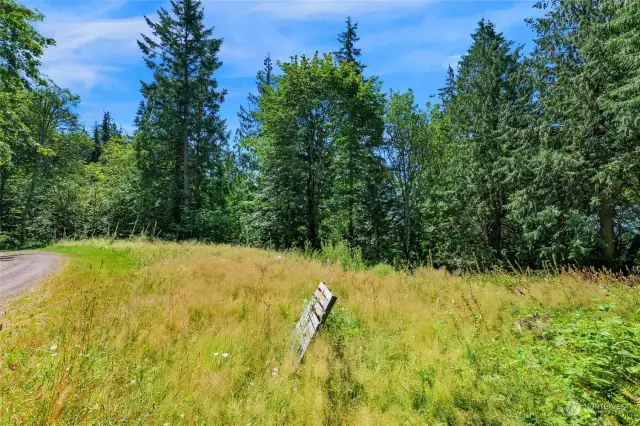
xmin=180 ymin=413 xmax=185 ymax=418
xmin=131 ymin=379 xmax=136 ymax=385
xmin=214 ymin=352 xmax=219 ymax=356
xmin=49 ymin=344 xmax=58 ymax=351
xmin=222 ymin=353 xmax=229 ymax=358
xmin=271 ymin=368 xmax=279 ymax=377
xmin=51 ymin=353 xmax=57 ymax=357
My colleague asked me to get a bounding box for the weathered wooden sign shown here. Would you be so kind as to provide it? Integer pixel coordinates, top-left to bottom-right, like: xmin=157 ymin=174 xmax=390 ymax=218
xmin=293 ymin=282 xmax=337 ymax=362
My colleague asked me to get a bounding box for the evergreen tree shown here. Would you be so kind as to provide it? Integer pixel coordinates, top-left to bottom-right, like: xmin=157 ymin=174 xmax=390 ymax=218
xmin=230 ymin=54 xmax=276 ymax=245
xmin=137 ymin=0 xmax=227 ymax=227
xmin=327 ymin=20 xmax=385 ymax=250
xmin=438 ymin=66 xmax=456 ymax=111
xmin=443 ymin=20 xmax=528 ymax=267
xmin=336 ymin=16 xmax=365 ymax=74
xmin=236 ymin=53 xmax=274 ymax=145
xmin=601 ymin=0 xmax=640 ymax=270
xmin=602 ymin=0 xmax=640 ymax=114
xmin=89 ymin=111 xmax=121 ymax=163
xmin=91 ymin=121 xmax=100 ymax=162
xmin=525 ymin=0 xmax=638 ymax=269
xmin=101 ymin=111 xmax=120 ymax=146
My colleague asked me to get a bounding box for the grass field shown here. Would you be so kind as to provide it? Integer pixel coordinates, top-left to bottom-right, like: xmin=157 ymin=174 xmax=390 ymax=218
xmin=1 ymin=240 xmax=639 ymax=425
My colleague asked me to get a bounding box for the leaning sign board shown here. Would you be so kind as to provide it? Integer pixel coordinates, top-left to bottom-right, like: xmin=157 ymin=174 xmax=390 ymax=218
xmin=293 ymin=282 xmax=337 ymax=362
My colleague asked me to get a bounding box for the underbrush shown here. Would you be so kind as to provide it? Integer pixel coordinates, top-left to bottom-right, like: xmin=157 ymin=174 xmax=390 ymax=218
xmin=0 ymin=239 xmax=638 ymax=424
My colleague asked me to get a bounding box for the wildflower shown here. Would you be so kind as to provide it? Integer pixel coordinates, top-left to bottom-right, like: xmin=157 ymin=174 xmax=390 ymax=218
xmin=51 ymin=353 xmax=58 ymax=357
xmin=214 ymin=352 xmax=219 ymax=356
xmin=222 ymin=353 xmax=229 ymax=358
xmin=271 ymin=368 xmax=279 ymax=377
xmin=49 ymin=344 xmax=58 ymax=351
xmin=180 ymin=413 xmax=185 ymax=418
xmin=131 ymin=379 xmax=136 ymax=385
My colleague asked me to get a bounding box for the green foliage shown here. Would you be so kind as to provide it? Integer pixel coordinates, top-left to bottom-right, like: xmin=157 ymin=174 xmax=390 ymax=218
xmin=335 ymin=16 xmax=365 ymax=74
xmin=529 ymin=306 xmax=640 ymax=424
xmin=383 ymin=89 xmax=432 ymax=261
xmin=1 ymin=0 xmax=640 ymax=274
xmin=136 ymin=0 xmax=228 ymax=230
xmin=319 ymin=240 xmax=365 ymax=271
xmin=0 ymin=0 xmax=54 ymax=167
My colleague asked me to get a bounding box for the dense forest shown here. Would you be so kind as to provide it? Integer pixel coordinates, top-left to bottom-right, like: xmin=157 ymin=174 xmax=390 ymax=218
xmin=1 ymin=0 xmax=639 ymax=272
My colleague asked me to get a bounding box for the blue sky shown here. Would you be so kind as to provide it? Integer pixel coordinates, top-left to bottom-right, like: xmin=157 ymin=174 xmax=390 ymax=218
xmin=24 ymin=0 xmax=543 ymax=136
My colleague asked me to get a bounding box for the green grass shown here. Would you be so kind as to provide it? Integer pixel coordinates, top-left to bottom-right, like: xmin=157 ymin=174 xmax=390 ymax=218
xmin=1 ymin=240 xmax=639 ymax=424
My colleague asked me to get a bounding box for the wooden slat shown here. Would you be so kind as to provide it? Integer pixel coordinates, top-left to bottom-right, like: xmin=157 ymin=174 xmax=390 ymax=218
xmin=293 ymin=282 xmax=338 ymax=362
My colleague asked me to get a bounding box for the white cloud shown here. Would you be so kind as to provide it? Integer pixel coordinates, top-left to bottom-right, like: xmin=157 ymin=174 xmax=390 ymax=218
xmin=41 ymin=62 xmax=121 ymax=90
xmin=26 ymin=0 xmax=148 ymax=93
xmin=445 ymin=54 xmax=462 ymax=70
xmin=208 ymin=3 xmax=324 ymax=78
xmin=364 ymin=2 xmax=539 ymax=78
xmin=22 ymin=0 xmax=541 ymax=131
xmin=40 ymin=17 xmax=145 ymax=64
xmin=362 ymin=2 xmax=537 ymax=50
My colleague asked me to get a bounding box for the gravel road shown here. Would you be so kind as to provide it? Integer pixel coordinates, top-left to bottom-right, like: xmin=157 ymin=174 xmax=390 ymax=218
xmin=0 ymin=252 xmax=60 ymax=302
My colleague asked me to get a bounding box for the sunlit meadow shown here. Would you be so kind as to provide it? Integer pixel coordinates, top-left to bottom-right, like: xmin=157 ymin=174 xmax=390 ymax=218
xmin=1 ymin=240 xmax=638 ymax=424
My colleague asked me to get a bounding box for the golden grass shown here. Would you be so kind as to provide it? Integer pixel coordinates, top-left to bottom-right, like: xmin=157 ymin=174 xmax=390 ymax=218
xmin=0 ymin=240 xmax=637 ymax=424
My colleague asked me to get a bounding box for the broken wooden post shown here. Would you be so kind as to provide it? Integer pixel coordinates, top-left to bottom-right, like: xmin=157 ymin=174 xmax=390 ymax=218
xmin=292 ymin=282 xmax=337 ymax=362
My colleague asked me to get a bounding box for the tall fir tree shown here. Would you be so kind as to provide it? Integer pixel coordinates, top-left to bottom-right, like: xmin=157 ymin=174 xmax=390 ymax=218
xmin=335 ymin=16 xmax=365 ymax=74
xmin=525 ymin=0 xmax=638 ymax=269
xmin=438 ymin=66 xmax=456 ymax=111
xmin=230 ymin=54 xmax=275 ymax=245
xmin=601 ymin=0 xmax=640 ymax=270
xmin=328 ymin=18 xmax=385 ymax=250
xmin=443 ymin=20 xmax=528 ymax=268
xmin=137 ymin=0 xmax=227 ymax=228
xmin=90 ymin=111 xmax=121 ymax=163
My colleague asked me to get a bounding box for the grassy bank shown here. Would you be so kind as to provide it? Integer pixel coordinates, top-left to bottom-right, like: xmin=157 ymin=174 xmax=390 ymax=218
xmin=1 ymin=240 xmax=639 ymax=424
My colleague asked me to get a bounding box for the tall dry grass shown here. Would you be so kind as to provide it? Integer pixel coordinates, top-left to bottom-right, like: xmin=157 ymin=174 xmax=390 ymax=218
xmin=0 ymin=240 xmax=638 ymax=424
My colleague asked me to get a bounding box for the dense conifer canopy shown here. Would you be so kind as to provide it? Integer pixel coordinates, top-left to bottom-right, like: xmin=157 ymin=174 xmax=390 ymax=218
xmin=0 ymin=0 xmax=638 ymax=272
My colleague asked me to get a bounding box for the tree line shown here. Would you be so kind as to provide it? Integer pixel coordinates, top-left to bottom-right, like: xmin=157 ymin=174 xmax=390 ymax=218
xmin=1 ymin=0 xmax=639 ymax=272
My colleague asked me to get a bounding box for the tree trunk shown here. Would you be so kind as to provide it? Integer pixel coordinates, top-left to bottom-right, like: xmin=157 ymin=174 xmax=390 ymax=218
xmin=20 ymin=161 xmax=38 ymax=246
xmin=347 ymin=142 xmax=354 ymax=245
xmin=182 ymin=123 xmax=189 ymax=210
xmin=598 ymin=197 xmax=615 ymax=269
xmin=623 ymin=231 xmax=640 ymax=274
xmin=307 ymin=170 xmax=320 ymax=250
xmin=173 ymin=140 xmax=182 ymax=225
xmin=180 ymin=4 xmax=191 ymax=224
xmin=404 ymin=207 xmax=410 ymax=260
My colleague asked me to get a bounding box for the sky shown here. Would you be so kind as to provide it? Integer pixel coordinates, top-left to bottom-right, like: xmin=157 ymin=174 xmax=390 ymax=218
xmin=23 ymin=0 xmax=544 ymax=137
